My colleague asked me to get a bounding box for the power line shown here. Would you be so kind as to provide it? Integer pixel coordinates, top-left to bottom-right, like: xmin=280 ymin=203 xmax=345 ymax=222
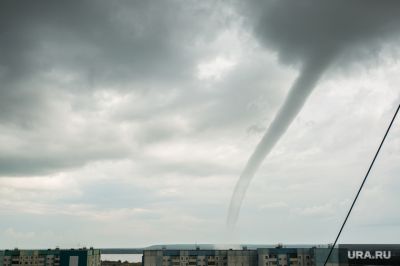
xmin=323 ymin=103 xmax=400 ymax=266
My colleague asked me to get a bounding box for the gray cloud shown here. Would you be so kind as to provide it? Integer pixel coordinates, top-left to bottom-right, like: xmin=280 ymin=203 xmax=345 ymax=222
xmin=246 ymin=0 xmax=400 ymax=65
xmin=0 ymin=0 xmax=244 ymax=176
xmin=0 ymin=0 xmax=231 ymax=123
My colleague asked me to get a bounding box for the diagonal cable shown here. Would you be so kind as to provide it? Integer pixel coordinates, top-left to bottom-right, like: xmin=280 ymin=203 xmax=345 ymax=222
xmin=323 ymin=103 xmax=400 ymax=266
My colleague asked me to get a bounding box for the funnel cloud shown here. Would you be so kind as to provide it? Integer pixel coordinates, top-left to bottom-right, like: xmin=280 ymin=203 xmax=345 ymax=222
xmin=228 ymin=0 xmax=400 ymax=226
xmin=228 ymin=52 xmax=334 ymax=227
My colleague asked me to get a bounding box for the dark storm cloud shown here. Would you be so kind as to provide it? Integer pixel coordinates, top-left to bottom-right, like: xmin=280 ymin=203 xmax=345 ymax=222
xmin=0 ymin=0 xmax=235 ymax=176
xmin=0 ymin=0 xmax=199 ymax=78
xmin=228 ymin=0 xmax=400 ymax=226
xmin=2 ymin=0 xmax=296 ymax=183
xmin=0 ymin=0 xmax=225 ymax=124
xmin=246 ymin=0 xmax=400 ymax=65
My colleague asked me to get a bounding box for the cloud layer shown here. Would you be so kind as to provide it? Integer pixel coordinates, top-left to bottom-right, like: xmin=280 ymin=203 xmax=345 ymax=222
xmin=0 ymin=0 xmax=400 ymax=248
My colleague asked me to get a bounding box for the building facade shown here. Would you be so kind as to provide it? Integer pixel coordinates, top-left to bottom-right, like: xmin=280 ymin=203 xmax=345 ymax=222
xmin=0 ymin=248 xmax=100 ymax=266
xmin=142 ymin=247 xmax=339 ymax=266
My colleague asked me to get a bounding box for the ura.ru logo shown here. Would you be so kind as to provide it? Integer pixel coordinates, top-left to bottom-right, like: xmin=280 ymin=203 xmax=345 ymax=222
xmin=348 ymin=250 xmax=391 ymax=260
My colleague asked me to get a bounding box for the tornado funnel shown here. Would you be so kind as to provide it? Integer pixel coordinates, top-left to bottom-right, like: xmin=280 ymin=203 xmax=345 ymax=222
xmin=227 ymin=53 xmax=333 ymax=227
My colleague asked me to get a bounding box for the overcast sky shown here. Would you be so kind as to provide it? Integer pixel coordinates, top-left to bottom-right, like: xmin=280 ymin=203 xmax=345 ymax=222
xmin=1 ymin=0 xmax=400 ymax=249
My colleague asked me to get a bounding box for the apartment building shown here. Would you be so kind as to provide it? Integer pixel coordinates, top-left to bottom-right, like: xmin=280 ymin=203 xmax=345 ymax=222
xmin=142 ymin=248 xmax=323 ymax=266
xmin=257 ymin=248 xmax=314 ymax=266
xmin=0 ymin=248 xmax=100 ymax=266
